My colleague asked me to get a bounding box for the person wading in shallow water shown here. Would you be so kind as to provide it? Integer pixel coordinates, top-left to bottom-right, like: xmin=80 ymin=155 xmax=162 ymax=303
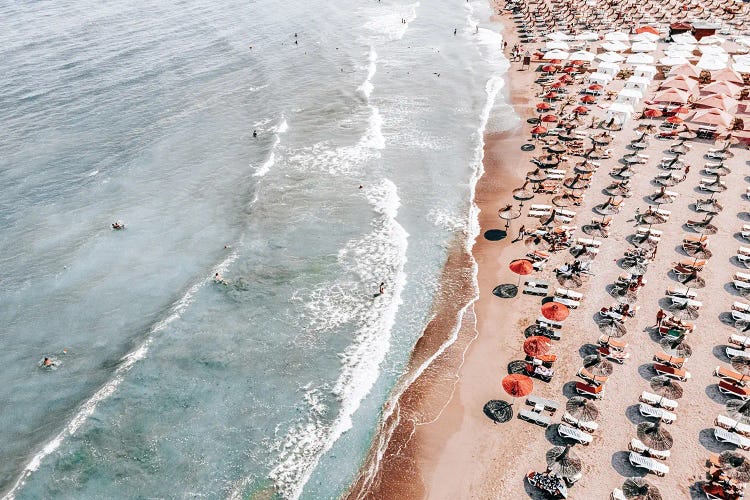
xmin=374 ymin=282 xmax=385 ymax=298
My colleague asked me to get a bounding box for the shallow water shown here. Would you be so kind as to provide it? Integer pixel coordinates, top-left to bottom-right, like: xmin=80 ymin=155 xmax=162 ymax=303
xmin=0 ymin=0 xmax=512 ymax=498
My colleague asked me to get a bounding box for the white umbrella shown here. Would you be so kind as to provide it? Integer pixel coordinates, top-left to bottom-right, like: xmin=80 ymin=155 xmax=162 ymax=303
xmin=546 ymin=40 xmax=570 ymax=51
xmin=544 ymin=49 xmax=570 ymax=60
xmin=575 ymin=31 xmax=599 ymax=41
xmin=605 ymin=31 xmax=630 ymax=42
xmin=569 ymin=50 xmax=596 ymax=62
xmin=631 ymin=41 xmax=658 ymax=52
xmin=546 ymin=31 xmax=572 ymax=41
xmin=660 ymin=56 xmax=690 ymax=66
xmin=602 ymin=41 xmax=629 ymax=52
xmin=672 ymin=33 xmax=698 ymax=44
xmin=700 ymin=45 xmax=728 ymax=57
xmin=632 ymin=32 xmax=659 ymax=43
xmin=734 ymin=62 xmax=750 ymax=73
xmin=627 ymin=53 xmax=654 ymax=64
xmin=671 ymin=43 xmax=696 ymax=53
xmin=597 ymin=52 xmax=625 ymax=63
xmin=697 ymin=54 xmax=728 ymax=71
xmin=700 ymin=35 xmax=726 ymax=45
xmin=737 ymin=37 xmax=750 ymax=48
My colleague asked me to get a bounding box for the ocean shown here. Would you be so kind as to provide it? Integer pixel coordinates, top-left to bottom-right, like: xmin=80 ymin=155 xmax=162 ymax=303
xmin=0 ymin=0 xmax=512 ymax=498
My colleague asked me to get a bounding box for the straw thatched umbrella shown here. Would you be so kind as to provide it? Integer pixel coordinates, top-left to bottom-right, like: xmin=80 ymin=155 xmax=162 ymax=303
xmin=659 ymin=336 xmax=693 ymax=360
xmin=557 ymin=273 xmax=583 ymax=288
xmin=650 ymin=375 xmax=684 ymax=400
xmin=599 ymin=320 xmax=627 ymax=338
xmin=513 ymin=181 xmax=536 ymax=201
xmin=731 ymin=357 xmax=750 ymax=384
xmin=546 ymin=445 xmax=583 ymax=480
xmin=718 ymin=451 xmax=750 ymax=483
xmin=566 ymin=396 xmax=599 ymax=422
xmin=583 ymin=354 xmax=614 ymax=376
xmin=622 ymin=477 xmax=663 ymax=500
xmin=622 ymin=259 xmax=649 ymax=275
xmin=726 ymin=399 xmax=750 ymax=426
xmin=668 ymin=301 xmax=700 ymax=320
xmin=483 ymin=400 xmax=513 ymax=423
xmin=637 ymin=421 xmax=674 ymax=451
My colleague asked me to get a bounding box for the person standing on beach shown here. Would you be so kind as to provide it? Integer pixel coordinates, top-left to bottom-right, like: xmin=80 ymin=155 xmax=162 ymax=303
xmin=655 ymin=308 xmax=666 ymax=330
xmin=512 ymin=225 xmax=527 ymax=243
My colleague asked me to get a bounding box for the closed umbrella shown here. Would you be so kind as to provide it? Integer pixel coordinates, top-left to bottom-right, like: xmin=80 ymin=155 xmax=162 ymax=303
xmin=637 ymin=421 xmax=674 ymax=451
xmin=622 ymin=477 xmax=663 ymax=500
xmin=541 ymin=302 xmax=570 ymax=322
xmin=483 ymin=400 xmax=513 ymax=423
xmin=650 ymin=375 xmax=683 ymax=400
xmin=546 ymin=445 xmax=583 ymax=480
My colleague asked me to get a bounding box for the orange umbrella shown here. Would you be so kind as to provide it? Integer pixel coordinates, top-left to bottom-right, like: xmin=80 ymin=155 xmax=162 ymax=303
xmin=559 ymin=74 xmax=573 ymax=83
xmin=581 ymin=95 xmax=596 ymax=103
xmin=541 ymin=302 xmax=570 ymax=322
xmin=666 ymin=115 xmax=683 ymax=124
xmin=536 ymin=102 xmax=552 ymax=110
xmin=672 ymin=106 xmax=690 ymax=114
xmin=643 ymin=108 xmax=663 ymax=118
xmin=588 ymin=84 xmax=603 ymax=91
xmin=502 ymin=374 xmax=534 ymax=399
xmin=541 ymin=114 xmax=559 ymax=123
xmin=530 ymin=125 xmax=548 ymax=136
xmin=542 ymin=64 xmax=558 ymax=73
xmin=509 ymin=258 xmax=534 ymax=275
xmin=551 ymin=82 xmax=564 ymax=89
xmin=524 ymin=336 xmax=553 ymax=357
xmin=573 ymin=105 xmax=589 ymax=114
xmin=636 ymin=26 xmax=659 ymax=35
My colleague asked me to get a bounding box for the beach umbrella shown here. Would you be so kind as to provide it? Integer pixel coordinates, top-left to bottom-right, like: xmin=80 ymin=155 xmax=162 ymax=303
xmin=583 ymin=354 xmax=614 ymax=376
xmin=543 ymin=91 xmax=559 ymax=100
xmin=546 ymin=445 xmax=583 ymax=480
xmin=637 ymin=421 xmax=674 ymax=451
xmin=650 ymin=375 xmax=684 ymax=400
xmin=541 ymin=302 xmax=569 ymax=322
xmin=622 ymin=477 xmax=663 ymax=500
xmin=727 ymin=399 xmax=750 ymax=426
xmin=550 ymin=82 xmax=564 ymax=89
xmin=483 ymin=400 xmax=513 ymax=423
xmin=622 ymin=259 xmax=649 ymax=275
xmin=508 ymin=259 xmax=533 ymax=291
xmin=643 ymin=108 xmax=663 ymax=119
xmin=573 ymin=105 xmax=589 ymax=114
xmin=523 ymin=336 xmax=553 ymax=358
xmin=718 ymin=451 xmax=750 ymax=483
xmin=588 ymin=84 xmax=603 ymax=91
xmin=541 ymin=114 xmax=559 ymax=123
xmin=599 ymin=319 xmax=626 ymax=338
xmin=566 ymin=396 xmax=599 ymax=421
xmin=691 ymin=108 xmax=734 ymax=129
xmin=502 ymin=374 xmax=533 ymax=403
xmin=731 ymin=357 xmax=750 ymax=384
xmin=541 ymin=64 xmax=559 ymax=73
xmin=557 ymin=273 xmax=583 ymax=288
xmin=672 ymin=106 xmax=690 ymax=115
xmin=512 ymin=185 xmax=535 ymax=201
xmin=581 ymin=95 xmax=596 ymax=104
xmin=659 ymin=336 xmax=693 ymax=360
xmin=530 ymin=125 xmax=548 ymax=138
xmin=536 ymin=102 xmax=552 ymax=110
xmin=668 ymin=302 xmax=700 ymax=320
xmin=526 ymin=168 xmax=547 ymax=182
xmin=498 ymin=206 xmax=521 ymax=221
xmin=666 ymin=116 xmax=684 ymax=125
xmin=524 ymin=234 xmax=552 ymax=252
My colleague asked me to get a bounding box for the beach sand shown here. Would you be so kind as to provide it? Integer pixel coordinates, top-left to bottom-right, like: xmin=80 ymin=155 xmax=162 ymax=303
xmin=348 ymin=4 xmax=748 ymax=500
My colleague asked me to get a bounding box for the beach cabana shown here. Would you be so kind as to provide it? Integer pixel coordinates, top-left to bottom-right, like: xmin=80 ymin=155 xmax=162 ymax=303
xmin=692 ymin=22 xmax=719 ymax=41
xmin=633 ymin=64 xmax=657 ymax=80
xmin=694 ymin=94 xmax=737 ymax=112
xmin=668 ymin=63 xmax=700 ymax=79
xmin=697 ymin=54 xmax=728 ymax=71
xmin=587 ymin=72 xmax=612 ymax=86
xmin=616 ymin=88 xmax=642 ymax=106
xmin=691 ymin=108 xmax=734 ymax=129
xmin=605 ymin=102 xmax=635 ymax=125
xmin=569 ymin=50 xmax=596 ymax=62
xmin=597 ymin=61 xmax=621 ymax=78
xmin=669 ymin=24 xmax=693 ymax=38
xmin=604 ymin=31 xmax=630 ymax=42
xmin=544 ymin=49 xmax=570 ymax=61
xmin=711 ymin=67 xmax=744 ymax=84
xmin=597 ymin=52 xmax=626 ymax=64
xmin=625 ymin=76 xmax=650 ymax=94
xmin=660 ymin=76 xmax=699 ymax=92
xmin=653 ymin=87 xmax=690 ymax=104
xmin=631 ymin=41 xmax=658 ymax=53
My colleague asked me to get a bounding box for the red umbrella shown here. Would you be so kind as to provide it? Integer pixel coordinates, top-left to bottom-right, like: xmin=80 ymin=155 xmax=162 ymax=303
xmin=544 ymin=91 xmax=559 ymax=100
xmin=636 ymin=26 xmax=659 ymax=35
xmin=672 ymin=106 xmax=690 ymax=114
xmin=541 ymin=114 xmax=559 ymax=123
xmin=542 ymin=64 xmax=558 ymax=73
xmin=551 ymin=82 xmax=564 ymax=89
xmin=541 ymin=302 xmax=570 ymax=322
xmin=569 ymin=60 xmax=584 ymax=66
xmin=643 ymin=108 xmax=663 ymax=118
xmin=580 ymin=95 xmax=596 ymax=103
xmin=550 ymin=59 xmax=562 ymax=65
xmin=502 ymin=374 xmax=534 ymax=400
xmin=563 ymin=66 xmax=576 ymax=73
xmin=509 ymin=258 xmax=534 ymax=275
xmin=536 ymin=102 xmax=552 ymax=110
xmin=573 ymin=105 xmax=589 ymax=114
xmin=524 ymin=336 xmax=553 ymax=357
xmin=530 ymin=125 xmax=548 ymax=136
xmin=559 ymin=75 xmax=573 ymax=83
xmin=666 ymin=115 xmax=683 ymax=124
xmin=588 ymin=84 xmax=603 ymax=91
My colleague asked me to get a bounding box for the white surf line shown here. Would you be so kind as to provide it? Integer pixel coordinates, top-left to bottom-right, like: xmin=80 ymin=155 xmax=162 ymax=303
xmin=3 ymin=249 xmax=240 ymax=500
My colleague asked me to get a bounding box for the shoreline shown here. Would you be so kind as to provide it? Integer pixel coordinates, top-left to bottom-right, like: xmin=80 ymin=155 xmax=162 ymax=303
xmin=346 ymin=4 xmax=533 ymax=497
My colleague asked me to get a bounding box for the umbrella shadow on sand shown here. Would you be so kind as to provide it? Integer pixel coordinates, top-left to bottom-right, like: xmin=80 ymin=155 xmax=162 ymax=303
xmin=578 ymin=344 xmax=599 ymax=358
xmin=637 ymin=363 xmax=655 ymax=382
xmin=544 ymin=424 xmax=570 ymax=446
xmin=611 ymin=450 xmax=647 ymax=478
xmin=704 ymin=384 xmax=730 ymax=405
xmin=699 ymin=428 xmax=736 ymax=453
xmin=625 ymin=404 xmax=647 ymax=426
xmin=712 ymin=344 xmax=731 ymax=363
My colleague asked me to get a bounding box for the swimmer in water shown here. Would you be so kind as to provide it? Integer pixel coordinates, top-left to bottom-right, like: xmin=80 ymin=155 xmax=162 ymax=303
xmin=42 ymin=357 xmax=54 ymax=367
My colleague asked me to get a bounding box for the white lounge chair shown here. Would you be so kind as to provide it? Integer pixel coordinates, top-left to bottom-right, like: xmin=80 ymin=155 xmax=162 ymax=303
xmin=629 ymin=438 xmax=671 ymax=460
xmin=716 ymin=415 xmax=750 ymax=437
xmin=628 ymin=451 xmax=669 ymax=476
xmin=558 ymin=424 xmax=593 ymax=445
xmin=639 ymin=391 xmax=678 ymax=411
xmin=561 ymin=411 xmax=599 ymax=433
xmin=639 ymin=403 xmax=676 ymax=424
xmin=714 ymin=427 xmax=750 ymax=450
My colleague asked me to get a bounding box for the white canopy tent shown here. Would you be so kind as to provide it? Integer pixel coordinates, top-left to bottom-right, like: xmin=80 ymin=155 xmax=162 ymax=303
xmin=568 ymin=50 xmax=596 ymax=62
xmin=633 ymin=64 xmax=657 ymax=80
xmin=632 ymin=32 xmax=660 ymax=43
xmin=631 ymin=41 xmax=658 ymax=53
xmin=597 ymin=52 xmax=626 ymax=63
xmin=587 ymin=72 xmax=613 ymax=86
xmin=546 ymin=31 xmax=572 ymax=41
xmin=602 ymin=41 xmax=629 ymax=52
xmin=627 ymin=53 xmax=655 ymax=65
xmin=575 ymin=31 xmax=599 ymax=41
xmin=605 ymin=102 xmax=635 ymax=125
xmin=604 ymin=31 xmax=630 ymax=42
xmin=697 ymin=54 xmax=728 ymax=71
xmin=625 ymin=76 xmax=650 ymax=94
xmin=543 ymin=49 xmax=570 ymax=60
xmin=546 ymin=40 xmax=570 ymax=51
xmin=672 ymin=33 xmax=698 ymax=44
xmin=660 ymin=56 xmax=690 ymax=66
xmin=616 ymin=88 xmax=643 ymax=106
xmin=596 ymin=61 xmax=621 ymax=77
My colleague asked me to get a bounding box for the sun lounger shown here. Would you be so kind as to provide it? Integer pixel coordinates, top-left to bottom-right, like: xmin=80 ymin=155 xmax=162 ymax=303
xmin=639 ymin=403 xmax=676 ymax=424
xmin=726 ymin=347 xmax=750 ymax=361
xmin=523 ymin=279 xmax=550 ymax=296
xmin=575 ymin=382 xmax=604 ymax=399
xmin=558 ymin=424 xmax=593 ymax=445
xmin=561 ymin=412 xmax=598 ymax=433
xmin=553 ymin=296 xmax=579 ymax=309
xmin=734 ymin=280 xmax=750 ymax=292
xmin=526 ymin=250 xmax=550 ymax=271
xmin=716 ymin=415 xmax=750 ymax=437
xmin=669 ymin=297 xmax=702 ymax=308
xmin=666 ymin=286 xmax=697 ymax=299
xmin=526 ymin=395 xmax=559 ymax=414
xmin=715 ymin=366 xmax=748 ymax=386
xmin=577 ymin=367 xmax=608 ymax=385
xmin=684 ymin=235 xmax=709 ymax=244
xmin=636 ymin=226 xmax=662 ymax=237
xmin=598 ymin=346 xmax=629 ymax=364
xmin=537 ymin=316 xmax=564 ymax=329
xmin=652 ymin=363 xmax=691 ymax=381
xmin=639 ymin=391 xmax=678 ymax=411
xmin=736 ymin=272 xmax=750 ymax=283
xmin=555 ymin=288 xmax=583 ymax=301
xmin=629 ymin=438 xmax=671 ymax=460
xmin=628 ymin=451 xmax=669 ymax=476
xmin=742 ymin=225 xmax=750 ymax=241
xmin=546 ymin=169 xmax=567 ymax=180
xmin=529 ymin=207 xmax=552 ymax=218
xmin=733 ymin=301 xmax=750 ymax=313
xmin=653 ymin=352 xmax=685 ymax=369
xmin=598 ymin=336 xmax=627 ymax=350
xmin=611 ymin=489 xmax=627 ymax=500
xmin=718 ymin=380 xmax=750 ymax=400
xmin=518 ymin=409 xmax=551 ymax=427
xmin=714 ymin=427 xmax=750 ymax=450
xmin=729 ymin=334 xmax=750 ymax=349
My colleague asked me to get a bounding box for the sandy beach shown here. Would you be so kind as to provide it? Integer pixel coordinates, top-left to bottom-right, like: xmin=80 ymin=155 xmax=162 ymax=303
xmin=348 ymin=1 xmax=750 ymax=499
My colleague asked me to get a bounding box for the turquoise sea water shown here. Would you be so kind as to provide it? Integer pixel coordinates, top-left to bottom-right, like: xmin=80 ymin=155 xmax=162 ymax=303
xmin=0 ymin=0 xmax=513 ymax=497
